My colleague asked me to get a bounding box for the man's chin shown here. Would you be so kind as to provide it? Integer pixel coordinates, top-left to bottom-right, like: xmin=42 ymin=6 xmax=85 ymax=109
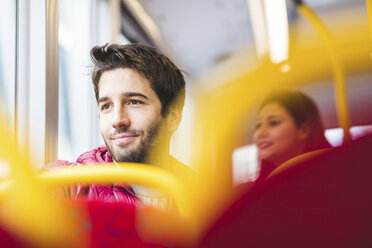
xmin=111 ymin=147 xmax=144 ymax=163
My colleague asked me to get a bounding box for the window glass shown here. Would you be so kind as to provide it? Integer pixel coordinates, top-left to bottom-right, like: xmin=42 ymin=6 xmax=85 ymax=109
xmin=0 ymin=0 xmax=16 ymax=128
xmin=0 ymin=0 xmax=15 ymax=177
xmin=58 ymin=0 xmax=103 ymax=161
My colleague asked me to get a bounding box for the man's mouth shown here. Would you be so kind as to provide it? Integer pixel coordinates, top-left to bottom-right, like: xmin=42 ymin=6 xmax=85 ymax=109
xmin=111 ymin=134 xmax=139 ymax=144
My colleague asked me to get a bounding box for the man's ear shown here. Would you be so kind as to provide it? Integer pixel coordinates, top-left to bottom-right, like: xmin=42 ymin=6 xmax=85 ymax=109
xmin=298 ymin=123 xmax=311 ymax=140
xmin=166 ymin=107 xmax=182 ymax=133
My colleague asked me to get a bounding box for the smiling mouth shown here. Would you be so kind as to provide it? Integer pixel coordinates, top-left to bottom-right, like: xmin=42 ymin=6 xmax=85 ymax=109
xmin=258 ymin=141 xmax=272 ymax=149
xmin=111 ymin=135 xmax=139 ymax=144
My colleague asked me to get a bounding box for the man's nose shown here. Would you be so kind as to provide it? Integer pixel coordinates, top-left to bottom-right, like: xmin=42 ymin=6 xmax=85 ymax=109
xmin=112 ymin=107 xmax=130 ymax=129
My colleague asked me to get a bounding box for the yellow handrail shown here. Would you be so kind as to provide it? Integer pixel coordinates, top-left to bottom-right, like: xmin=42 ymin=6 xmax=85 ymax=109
xmin=0 ymin=118 xmax=77 ymax=246
xmin=366 ymin=0 xmax=372 ymax=44
xmin=37 ymin=164 xmax=191 ymax=219
xmin=297 ymin=3 xmax=351 ymax=144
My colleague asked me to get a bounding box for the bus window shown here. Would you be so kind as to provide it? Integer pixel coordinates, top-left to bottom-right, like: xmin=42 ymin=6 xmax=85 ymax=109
xmin=0 ymin=0 xmax=16 ymax=129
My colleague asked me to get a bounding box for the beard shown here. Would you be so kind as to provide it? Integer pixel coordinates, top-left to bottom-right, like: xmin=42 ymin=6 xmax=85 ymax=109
xmin=103 ymin=121 xmax=163 ymax=163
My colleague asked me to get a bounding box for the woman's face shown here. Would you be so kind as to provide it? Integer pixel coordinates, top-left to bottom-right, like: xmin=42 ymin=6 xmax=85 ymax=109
xmin=253 ymin=102 xmax=307 ymax=166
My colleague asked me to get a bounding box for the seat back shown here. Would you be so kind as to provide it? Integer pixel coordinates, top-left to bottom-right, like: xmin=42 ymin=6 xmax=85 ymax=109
xmin=200 ymin=135 xmax=372 ymax=248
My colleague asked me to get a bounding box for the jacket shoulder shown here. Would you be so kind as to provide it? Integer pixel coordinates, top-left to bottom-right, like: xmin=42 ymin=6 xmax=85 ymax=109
xmin=43 ymin=160 xmax=73 ymax=170
xmin=76 ymin=145 xmax=112 ymax=164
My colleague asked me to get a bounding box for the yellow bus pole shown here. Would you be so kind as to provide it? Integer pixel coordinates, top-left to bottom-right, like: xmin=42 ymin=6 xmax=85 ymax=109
xmin=297 ymin=3 xmax=351 ymax=144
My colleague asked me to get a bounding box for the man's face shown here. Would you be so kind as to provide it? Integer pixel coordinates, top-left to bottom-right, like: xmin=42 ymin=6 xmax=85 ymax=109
xmin=98 ymin=68 xmax=164 ymax=163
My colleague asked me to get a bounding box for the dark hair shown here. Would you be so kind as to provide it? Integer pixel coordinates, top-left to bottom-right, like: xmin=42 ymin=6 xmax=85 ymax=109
xmin=260 ymin=90 xmax=331 ymax=152
xmin=90 ymin=43 xmax=186 ymax=116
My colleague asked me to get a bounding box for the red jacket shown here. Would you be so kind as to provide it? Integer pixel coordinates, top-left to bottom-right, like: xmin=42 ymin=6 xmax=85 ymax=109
xmin=44 ymin=145 xmax=192 ymax=204
xmin=43 ymin=145 xmax=194 ymax=247
xmin=45 ymin=145 xmax=138 ymax=204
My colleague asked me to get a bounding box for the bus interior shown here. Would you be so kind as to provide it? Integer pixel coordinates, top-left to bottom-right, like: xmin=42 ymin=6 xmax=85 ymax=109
xmin=0 ymin=0 xmax=372 ymax=247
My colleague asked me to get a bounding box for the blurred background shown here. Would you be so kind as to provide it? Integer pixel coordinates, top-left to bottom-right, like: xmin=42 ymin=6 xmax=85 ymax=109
xmin=0 ymin=0 xmax=371 ymax=184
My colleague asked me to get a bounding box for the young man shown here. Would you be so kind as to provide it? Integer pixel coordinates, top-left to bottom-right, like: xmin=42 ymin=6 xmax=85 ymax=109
xmin=46 ymin=43 xmax=191 ymax=209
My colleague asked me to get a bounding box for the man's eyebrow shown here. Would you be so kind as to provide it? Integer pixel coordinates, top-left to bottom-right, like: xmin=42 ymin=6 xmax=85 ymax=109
xmin=98 ymin=92 xmax=149 ymax=104
xmin=122 ymin=92 xmax=149 ymax=99
xmin=98 ymin=96 xmax=110 ymax=104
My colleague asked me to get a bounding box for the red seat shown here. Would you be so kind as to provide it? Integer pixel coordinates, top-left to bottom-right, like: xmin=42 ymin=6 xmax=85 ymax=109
xmin=200 ymin=135 xmax=372 ymax=248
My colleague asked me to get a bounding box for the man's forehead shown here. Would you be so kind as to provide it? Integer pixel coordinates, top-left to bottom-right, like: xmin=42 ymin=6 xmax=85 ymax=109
xmin=98 ymin=68 xmax=155 ymax=98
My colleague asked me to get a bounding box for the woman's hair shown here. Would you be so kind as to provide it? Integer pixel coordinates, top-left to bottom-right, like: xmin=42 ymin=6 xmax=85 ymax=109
xmin=259 ymin=90 xmax=331 ymax=152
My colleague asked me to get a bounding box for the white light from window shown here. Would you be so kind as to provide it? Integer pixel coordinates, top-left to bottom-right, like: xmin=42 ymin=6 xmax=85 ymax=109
xmin=325 ymin=125 xmax=372 ymax=147
xmin=232 ymin=144 xmax=259 ymax=185
xmin=58 ymin=22 xmax=74 ymax=52
xmin=247 ymin=0 xmax=268 ymax=58
xmin=263 ymin=0 xmax=289 ymax=64
xmin=325 ymin=128 xmax=343 ymax=147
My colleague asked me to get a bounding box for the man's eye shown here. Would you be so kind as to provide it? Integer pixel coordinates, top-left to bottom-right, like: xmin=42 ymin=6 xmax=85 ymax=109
xmin=129 ymin=99 xmax=143 ymax=105
xmin=101 ymin=103 xmax=111 ymax=111
xmin=255 ymin=123 xmax=262 ymax=129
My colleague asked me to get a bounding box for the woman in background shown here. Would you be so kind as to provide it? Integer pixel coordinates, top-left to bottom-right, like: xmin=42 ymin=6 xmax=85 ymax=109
xmin=253 ymin=90 xmax=331 ymax=181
